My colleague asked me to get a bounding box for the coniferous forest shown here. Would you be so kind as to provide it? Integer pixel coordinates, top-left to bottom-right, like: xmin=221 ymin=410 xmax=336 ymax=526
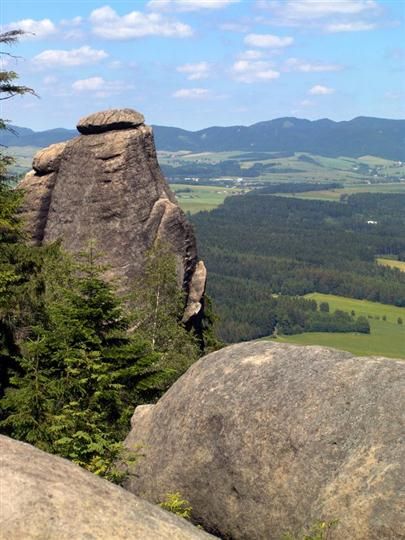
xmin=192 ymin=190 xmax=405 ymax=342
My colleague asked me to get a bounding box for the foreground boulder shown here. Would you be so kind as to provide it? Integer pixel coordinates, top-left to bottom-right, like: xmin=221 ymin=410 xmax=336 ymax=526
xmin=0 ymin=435 xmax=215 ymax=540
xmin=124 ymin=341 xmax=405 ymax=540
xmin=18 ymin=108 xmax=206 ymax=324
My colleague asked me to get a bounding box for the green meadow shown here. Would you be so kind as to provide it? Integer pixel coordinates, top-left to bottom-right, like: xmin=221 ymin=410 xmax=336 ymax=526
xmin=173 ymin=181 xmax=405 ymax=213
xmin=271 ymin=293 xmax=405 ymax=359
xmin=171 ymin=184 xmax=247 ymax=214
xmin=376 ymin=257 xmax=405 ymax=272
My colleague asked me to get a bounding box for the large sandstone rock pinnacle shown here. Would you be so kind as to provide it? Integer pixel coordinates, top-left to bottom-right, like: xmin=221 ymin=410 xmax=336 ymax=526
xmin=0 ymin=435 xmax=216 ymax=539
xmin=124 ymin=341 xmax=405 ymax=540
xmin=18 ymin=108 xmax=206 ymax=324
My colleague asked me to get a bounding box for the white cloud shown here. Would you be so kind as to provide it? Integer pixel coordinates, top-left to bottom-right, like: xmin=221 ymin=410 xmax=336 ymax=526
xmin=147 ymin=0 xmax=238 ymax=11
xmin=60 ymin=16 xmax=83 ymax=27
xmin=309 ymin=85 xmax=335 ymax=95
xmin=324 ymin=21 xmax=376 ymax=32
xmin=232 ymin=59 xmax=280 ymax=83
xmin=90 ymin=5 xmax=193 ymax=39
xmin=284 ymin=58 xmax=343 ymax=72
xmin=177 ymin=61 xmax=211 ymax=80
xmin=244 ymin=34 xmax=293 ymax=48
xmin=72 ymin=77 xmax=105 ymax=92
xmin=33 ymin=46 xmax=108 ymax=67
xmin=258 ymin=0 xmax=379 ymax=20
xmin=239 ymin=50 xmax=264 ymax=60
xmin=63 ymin=30 xmax=86 ymax=40
xmin=172 ymin=88 xmax=211 ymax=99
xmin=3 ymin=18 xmax=57 ymax=39
xmin=256 ymin=0 xmax=381 ymax=32
xmin=58 ymin=17 xmax=85 ymax=40
xmin=72 ymin=76 xmax=134 ymax=97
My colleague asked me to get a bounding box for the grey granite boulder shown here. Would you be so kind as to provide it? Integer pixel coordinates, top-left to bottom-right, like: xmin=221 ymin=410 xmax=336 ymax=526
xmin=124 ymin=341 xmax=405 ymax=540
xmin=0 ymin=435 xmax=215 ymax=540
xmin=18 ymin=109 xmax=205 ymax=325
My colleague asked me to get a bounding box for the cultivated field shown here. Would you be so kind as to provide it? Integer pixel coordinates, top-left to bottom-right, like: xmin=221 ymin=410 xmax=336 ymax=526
xmin=173 ymin=181 xmax=405 ymax=213
xmin=271 ymin=293 xmax=405 ymax=359
xmin=159 ymin=150 xmax=405 ymax=184
xmin=171 ymin=184 xmax=246 ymax=213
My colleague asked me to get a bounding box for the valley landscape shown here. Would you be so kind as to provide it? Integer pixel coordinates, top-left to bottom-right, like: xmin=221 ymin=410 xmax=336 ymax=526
xmin=1 ymin=1 xmax=405 ymax=539
xmin=8 ymin=119 xmax=404 ymax=360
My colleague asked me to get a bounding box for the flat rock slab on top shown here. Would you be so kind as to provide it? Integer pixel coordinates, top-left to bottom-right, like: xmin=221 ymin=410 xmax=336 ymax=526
xmin=77 ymin=108 xmax=145 ymax=134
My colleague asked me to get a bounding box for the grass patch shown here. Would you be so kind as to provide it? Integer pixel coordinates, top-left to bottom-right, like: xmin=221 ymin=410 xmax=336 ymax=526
xmin=270 ymin=293 xmax=405 ymax=359
xmin=171 ymin=184 xmax=247 ymax=214
xmin=376 ymin=257 xmax=405 ymax=272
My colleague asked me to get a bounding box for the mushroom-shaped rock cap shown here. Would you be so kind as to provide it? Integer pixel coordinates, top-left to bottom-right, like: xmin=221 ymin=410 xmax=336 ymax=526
xmin=33 ymin=142 xmax=67 ymax=174
xmin=77 ymin=108 xmax=145 ymax=135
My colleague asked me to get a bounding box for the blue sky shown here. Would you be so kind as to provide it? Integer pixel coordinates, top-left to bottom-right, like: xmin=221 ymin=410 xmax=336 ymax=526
xmin=1 ymin=0 xmax=404 ymax=130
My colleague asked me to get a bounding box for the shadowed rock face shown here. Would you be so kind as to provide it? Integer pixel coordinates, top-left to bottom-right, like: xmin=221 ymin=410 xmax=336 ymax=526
xmin=0 ymin=435 xmax=216 ymax=540
xmin=124 ymin=341 xmax=405 ymax=540
xmin=18 ymin=109 xmax=206 ymax=324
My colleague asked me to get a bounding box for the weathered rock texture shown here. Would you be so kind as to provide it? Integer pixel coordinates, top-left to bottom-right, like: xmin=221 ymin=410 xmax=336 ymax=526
xmin=18 ymin=109 xmax=206 ymax=323
xmin=77 ymin=108 xmax=145 ymax=134
xmin=124 ymin=341 xmax=405 ymax=540
xmin=0 ymin=435 xmax=216 ymax=540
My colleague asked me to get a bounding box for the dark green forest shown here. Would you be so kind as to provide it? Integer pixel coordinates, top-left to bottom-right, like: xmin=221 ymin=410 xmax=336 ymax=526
xmin=192 ymin=190 xmax=405 ymax=342
xmin=161 ymin=159 xmax=305 ymax=180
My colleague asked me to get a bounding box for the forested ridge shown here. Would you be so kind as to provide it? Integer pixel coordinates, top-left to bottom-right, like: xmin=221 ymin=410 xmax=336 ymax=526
xmin=192 ymin=190 xmax=405 ymax=342
xmin=6 ymin=116 xmax=405 ymax=162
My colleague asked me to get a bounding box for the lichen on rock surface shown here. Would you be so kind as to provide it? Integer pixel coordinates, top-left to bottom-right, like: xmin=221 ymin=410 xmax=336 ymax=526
xmin=124 ymin=341 xmax=405 ymax=540
xmin=18 ymin=108 xmax=206 ymax=325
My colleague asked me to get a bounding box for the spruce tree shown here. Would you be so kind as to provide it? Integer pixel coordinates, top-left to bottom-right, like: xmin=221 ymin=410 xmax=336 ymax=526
xmin=130 ymin=241 xmax=200 ymax=389
xmin=1 ymin=247 xmax=166 ymax=479
xmin=0 ymin=29 xmax=38 ymax=395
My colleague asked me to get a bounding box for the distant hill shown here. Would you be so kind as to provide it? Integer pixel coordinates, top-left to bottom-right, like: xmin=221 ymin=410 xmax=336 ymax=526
xmin=0 ymin=126 xmax=78 ymax=147
xmin=152 ymin=117 xmax=405 ymax=161
xmin=2 ymin=116 xmax=404 ymax=161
